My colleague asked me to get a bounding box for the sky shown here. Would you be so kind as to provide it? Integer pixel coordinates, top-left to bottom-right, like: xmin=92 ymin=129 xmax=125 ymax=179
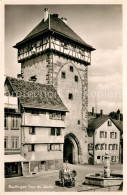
xmin=5 ymin=5 xmax=122 ymax=114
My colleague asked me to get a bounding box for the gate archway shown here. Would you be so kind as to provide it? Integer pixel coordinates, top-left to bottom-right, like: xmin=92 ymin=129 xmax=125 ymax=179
xmin=63 ymin=133 xmax=81 ymax=164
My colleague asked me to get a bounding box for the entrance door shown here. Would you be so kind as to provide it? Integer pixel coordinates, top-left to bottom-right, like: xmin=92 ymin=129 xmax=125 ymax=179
xmin=64 ymin=138 xmax=73 ymax=164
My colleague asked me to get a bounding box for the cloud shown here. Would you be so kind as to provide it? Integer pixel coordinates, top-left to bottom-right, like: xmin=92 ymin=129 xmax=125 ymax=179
xmin=88 ymin=47 xmax=122 ymax=113
xmin=90 ymin=47 xmax=122 ymax=75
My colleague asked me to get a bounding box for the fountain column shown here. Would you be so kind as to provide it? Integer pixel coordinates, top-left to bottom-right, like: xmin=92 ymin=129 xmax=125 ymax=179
xmin=104 ymin=152 xmax=110 ymax=178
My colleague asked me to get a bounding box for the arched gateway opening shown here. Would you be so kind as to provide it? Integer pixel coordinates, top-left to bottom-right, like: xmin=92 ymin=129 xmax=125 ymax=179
xmin=63 ymin=133 xmax=81 ymax=164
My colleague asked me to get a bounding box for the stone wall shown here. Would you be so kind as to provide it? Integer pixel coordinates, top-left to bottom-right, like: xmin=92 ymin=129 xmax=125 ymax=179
xmin=20 ymin=52 xmax=89 ymax=164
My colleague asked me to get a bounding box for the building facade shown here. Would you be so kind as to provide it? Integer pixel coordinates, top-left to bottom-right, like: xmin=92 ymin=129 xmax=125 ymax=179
xmin=88 ymin=112 xmax=121 ymax=165
xmin=4 ymin=89 xmax=27 ymax=177
xmin=4 ymin=76 xmax=68 ymax=176
xmin=13 ymin=8 xmax=95 ymax=164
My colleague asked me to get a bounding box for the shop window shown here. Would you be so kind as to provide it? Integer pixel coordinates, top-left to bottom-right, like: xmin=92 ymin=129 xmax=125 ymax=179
xmin=61 ymin=72 xmax=66 ymax=79
xmin=4 ymin=115 xmax=8 ymax=129
xmin=75 ymin=75 xmax=78 ymax=82
xmin=29 ymin=127 xmax=35 ymax=134
xmin=5 ymin=162 xmax=18 ymax=175
xmin=70 ymin=66 xmax=73 ymax=72
xmin=4 ymin=137 xmax=8 ymax=149
xmin=68 ymin=93 xmax=73 ymax=100
xmin=11 ymin=116 xmax=19 ymax=129
xmin=11 ymin=137 xmax=19 ymax=149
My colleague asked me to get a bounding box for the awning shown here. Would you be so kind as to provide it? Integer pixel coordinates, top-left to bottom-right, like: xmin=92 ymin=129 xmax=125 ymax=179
xmin=4 ymin=154 xmax=28 ymax=163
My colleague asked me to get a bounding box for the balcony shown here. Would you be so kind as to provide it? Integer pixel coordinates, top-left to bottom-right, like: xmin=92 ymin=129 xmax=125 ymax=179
xmin=4 ymin=96 xmax=18 ymax=109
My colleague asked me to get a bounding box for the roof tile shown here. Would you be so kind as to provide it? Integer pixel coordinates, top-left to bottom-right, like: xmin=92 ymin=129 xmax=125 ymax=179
xmin=6 ymin=76 xmax=68 ymax=112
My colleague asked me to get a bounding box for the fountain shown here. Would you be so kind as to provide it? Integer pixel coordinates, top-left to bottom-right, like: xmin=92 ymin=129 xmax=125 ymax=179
xmin=85 ymin=152 xmax=123 ymax=187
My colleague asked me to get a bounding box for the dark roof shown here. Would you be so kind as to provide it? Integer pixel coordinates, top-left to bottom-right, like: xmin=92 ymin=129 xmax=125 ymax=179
xmin=88 ymin=112 xmax=108 ymax=119
xmin=88 ymin=115 xmax=109 ymax=131
xmin=88 ymin=115 xmax=123 ymax=132
xmin=14 ymin=14 xmax=95 ymax=51
xmin=111 ymin=119 xmax=123 ymax=132
xmin=6 ymin=76 xmax=68 ymax=112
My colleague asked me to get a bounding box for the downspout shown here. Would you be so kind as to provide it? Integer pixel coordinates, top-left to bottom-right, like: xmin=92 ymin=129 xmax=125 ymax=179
xmin=93 ymin=130 xmax=95 ymax=165
xmin=49 ymin=13 xmax=50 ymax=30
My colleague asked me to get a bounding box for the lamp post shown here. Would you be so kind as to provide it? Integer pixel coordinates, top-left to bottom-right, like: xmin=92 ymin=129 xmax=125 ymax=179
xmin=104 ymin=152 xmax=110 ymax=178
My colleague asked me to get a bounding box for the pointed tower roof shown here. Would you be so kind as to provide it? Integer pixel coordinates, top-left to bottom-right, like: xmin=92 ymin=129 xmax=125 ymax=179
xmin=14 ymin=13 xmax=95 ymax=51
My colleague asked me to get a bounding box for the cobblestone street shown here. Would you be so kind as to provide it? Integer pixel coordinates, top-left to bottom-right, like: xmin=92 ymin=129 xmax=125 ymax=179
xmin=5 ymin=163 xmax=123 ymax=192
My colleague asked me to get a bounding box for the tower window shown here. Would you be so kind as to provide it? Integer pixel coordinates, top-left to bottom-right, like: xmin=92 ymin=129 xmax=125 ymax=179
xmin=68 ymin=93 xmax=73 ymax=100
xmin=61 ymin=72 xmax=66 ymax=79
xmin=29 ymin=75 xmax=37 ymax=81
xmin=78 ymin=120 xmax=80 ymax=125
xmin=75 ymin=75 xmax=78 ymax=82
xmin=70 ymin=66 xmax=73 ymax=72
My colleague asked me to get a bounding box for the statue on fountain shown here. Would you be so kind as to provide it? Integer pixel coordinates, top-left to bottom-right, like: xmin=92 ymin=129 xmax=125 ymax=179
xmin=104 ymin=152 xmax=110 ymax=178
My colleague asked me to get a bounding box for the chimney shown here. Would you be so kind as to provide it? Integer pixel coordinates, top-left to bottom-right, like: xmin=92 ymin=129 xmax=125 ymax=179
xmin=117 ymin=109 xmax=120 ymax=121
xmin=52 ymin=14 xmax=58 ymax=18
xmin=61 ymin=17 xmax=67 ymax=24
xmin=100 ymin=109 xmax=103 ymax=117
xmin=92 ymin=107 xmax=94 ymax=116
xmin=44 ymin=8 xmax=49 ymax=22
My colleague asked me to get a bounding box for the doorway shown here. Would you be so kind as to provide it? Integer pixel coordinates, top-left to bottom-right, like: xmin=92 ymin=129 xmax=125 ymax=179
xmin=64 ymin=138 xmax=73 ymax=164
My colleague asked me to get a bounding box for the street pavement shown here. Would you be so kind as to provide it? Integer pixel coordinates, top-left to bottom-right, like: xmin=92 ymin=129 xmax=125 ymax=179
xmin=5 ymin=163 xmax=123 ymax=192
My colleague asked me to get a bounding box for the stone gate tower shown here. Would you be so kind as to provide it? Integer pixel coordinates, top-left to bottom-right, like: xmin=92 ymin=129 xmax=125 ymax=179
xmin=14 ymin=8 xmax=95 ymax=164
